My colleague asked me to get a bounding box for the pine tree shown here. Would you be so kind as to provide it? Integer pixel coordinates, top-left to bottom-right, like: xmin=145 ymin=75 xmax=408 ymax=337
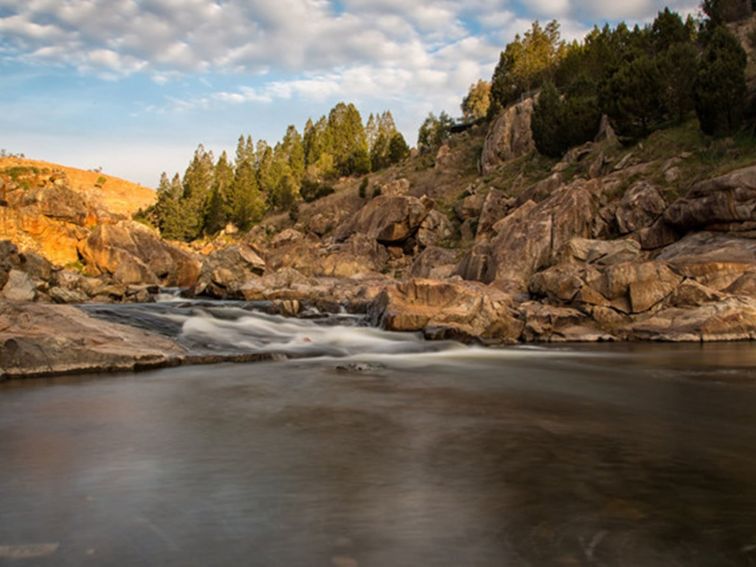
xmin=326 ymin=102 xmax=369 ymax=176
xmin=461 ymin=80 xmax=492 ymax=120
xmin=204 ymin=151 xmax=233 ymax=234
xmin=281 ymin=125 xmax=305 ymax=183
xmin=230 ymin=158 xmax=265 ymax=229
xmin=601 ymin=54 xmax=665 ymax=139
xmin=695 ymin=26 xmax=747 ymax=136
xmin=531 ymin=82 xmax=564 ymax=157
xmin=387 ymin=132 xmax=410 ymax=164
xmin=181 ymin=145 xmax=215 ymax=240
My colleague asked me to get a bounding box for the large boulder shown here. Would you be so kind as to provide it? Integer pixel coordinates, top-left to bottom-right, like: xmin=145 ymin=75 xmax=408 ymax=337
xmin=196 ymin=244 xmax=267 ymax=298
xmin=368 ymin=279 xmax=523 ymax=343
xmin=628 ymin=297 xmax=756 ymax=342
xmin=337 ymin=195 xmax=431 ymax=245
xmin=1 ymin=269 xmax=36 ymax=302
xmin=416 ymin=209 xmax=454 ymax=248
xmin=78 ymin=221 xmax=200 ymax=287
xmin=614 ymin=182 xmax=667 ymax=235
xmin=409 ymin=246 xmax=458 ymax=279
xmin=0 ymin=300 xmax=185 ymax=378
xmin=480 ymin=98 xmax=535 ymax=174
xmin=481 ymin=179 xmax=603 ymax=293
xmin=664 ymin=165 xmax=756 ymax=230
xmin=656 ymin=232 xmax=756 ymax=291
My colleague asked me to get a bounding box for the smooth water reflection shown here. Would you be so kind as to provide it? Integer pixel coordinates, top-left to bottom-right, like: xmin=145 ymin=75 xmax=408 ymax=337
xmin=1 ymin=343 xmax=756 ymax=566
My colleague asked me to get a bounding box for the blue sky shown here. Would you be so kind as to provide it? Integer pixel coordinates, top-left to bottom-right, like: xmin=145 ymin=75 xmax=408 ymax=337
xmin=0 ymin=0 xmax=698 ymax=186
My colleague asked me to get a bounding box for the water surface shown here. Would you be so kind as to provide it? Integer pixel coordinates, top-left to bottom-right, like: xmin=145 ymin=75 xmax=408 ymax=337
xmin=1 ymin=303 xmax=756 ymax=566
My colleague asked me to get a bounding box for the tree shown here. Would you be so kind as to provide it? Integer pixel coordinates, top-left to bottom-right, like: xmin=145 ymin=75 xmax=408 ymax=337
xmin=659 ymin=42 xmax=699 ymax=123
xmin=695 ymin=26 xmax=747 ymax=136
xmin=387 ymin=132 xmax=410 ymax=164
xmin=601 ymin=54 xmax=666 ymax=139
xmin=229 ymin=158 xmax=265 ymax=229
xmin=651 ymin=8 xmax=694 ymax=51
xmin=204 ymin=151 xmax=233 ymax=234
xmin=280 ymin=125 xmax=305 ymax=183
xmin=531 ymin=82 xmax=564 ymax=157
xmin=417 ymin=112 xmax=454 ymax=154
xmin=490 ymin=20 xmax=565 ymax=113
xmin=326 ymin=102 xmax=369 ymax=176
xmin=180 ymin=145 xmax=215 ymax=240
xmin=461 ymin=80 xmax=491 ymax=120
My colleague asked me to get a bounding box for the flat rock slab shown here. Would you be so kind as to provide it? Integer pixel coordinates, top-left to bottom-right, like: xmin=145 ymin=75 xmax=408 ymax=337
xmin=0 ymin=300 xmax=187 ymax=379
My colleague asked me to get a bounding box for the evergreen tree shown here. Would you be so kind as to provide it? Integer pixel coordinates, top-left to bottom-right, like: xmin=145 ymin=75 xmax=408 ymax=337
xmin=230 ymin=158 xmax=265 ymax=229
xmin=387 ymin=132 xmax=410 ymax=164
xmin=181 ymin=145 xmax=215 ymax=240
xmin=695 ymin=25 xmax=747 ymax=136
xmin=531 ymin=82 xmax=565 ymax=157
xmin=326 ymin=102 xmax=369 ymax=176
xmin=280 ymin=125 xmax=305 ymax=183
xmin=601 ymin=54 xmax=665 ymax=139
xmin=204 ymin=151 xmax=233 ymax=234
xmin=659 ymin=42 xmax=699 ymax=123
xmin=154 ymin=172 xmax=183 ymax=240
xmin=461 ymin=80 xmax=491 ymax=120
xmin=490 ymin=21 xmax=564 ymax=113
xmin=417 ymin=112 xmax=454 ymax=154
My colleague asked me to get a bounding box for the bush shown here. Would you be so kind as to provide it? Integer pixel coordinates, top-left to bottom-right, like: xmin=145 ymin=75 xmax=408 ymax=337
xmin=372 ymin=187 xmax=382 ymax=199
xmin=358 ymin=177 xmax=369 ymax=199
xmin=300 ymin=179 xmax=335 ymax=203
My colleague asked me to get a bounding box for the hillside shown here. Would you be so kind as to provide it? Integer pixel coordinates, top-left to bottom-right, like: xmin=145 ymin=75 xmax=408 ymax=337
xmin=0 ymin=157 xmax=155 ymax=218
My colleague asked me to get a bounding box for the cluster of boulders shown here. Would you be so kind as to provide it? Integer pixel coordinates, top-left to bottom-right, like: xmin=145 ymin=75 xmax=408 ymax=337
xmin=1 ymin=115 xmax=755 ymax=351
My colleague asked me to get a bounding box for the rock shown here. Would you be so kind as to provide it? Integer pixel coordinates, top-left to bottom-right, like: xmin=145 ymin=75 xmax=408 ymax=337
xmin=196 ymin=244 xmax=267 ymax=298
xmin=670 ymin=280 xmax=725 ymax=308
xmin=595 ymin=114 xmax=618 ymax=145
xmin=79 ymin=221 xmax=200 ymax=287
xmin=378 ymin=178 xmax=411 ymax=197
xmin=615 ymin=182 xmax=667 ymax=235
xmin=520 ymin=302 xmax=615 ymax=343
xmin=656 ymin=232 xmax=756 ymax=291
xmin=409 ymin=246 xmax=458 ymax=279
xmin=560 ymin=238 xmax=642 ymax=266
xmin=319 ymin=234 xmax=388 ymax=278
xmin=416 ymin=210 xmax=454 ymax=248
xmin=0 ymin=300 xmax=186 ymax=379
xmin=455 ymin=243 xmax=494 ymax=283
xmin=600 ymin=261 xmax=683 ymax=314
xmin=480 ymin=98 xmax=535 ymax=174
xmin=271 ymin=228 xmax=304 ymax=247
xmin=19 ymin=252 xmax=53 ymax=282
xmin=636 ymin=219 xmax=680 ymax=251
xmin=454 ymin=192 xmax=486 ymax=221
xmin=488 ymin=179 xmax=602 ymax=293
xmin=369 ymin=279 xmax=523 ymax=343
xmin=21 ymin=184 xmax=88 ymax=225
xmin=48 ymin=286 xmax=88 ymax=304
xmin=664 ymin=165 xmax=756 ymax=230
xmin=529 ymin=263 xmax=602 ymax=304
xmin=476 ymin=189 xmax=514 ymax=241
xmin=1 ymin=269 xmax=36 ymax=302
xmin=628 ymin=297 xmax=756 ymax=342
xmin=337 ymin=195 xmax=430 ymax=245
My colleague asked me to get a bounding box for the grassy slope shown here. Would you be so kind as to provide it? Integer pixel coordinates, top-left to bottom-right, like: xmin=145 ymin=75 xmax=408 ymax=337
xmin=0 ymin=157 xmax=155 ymax=217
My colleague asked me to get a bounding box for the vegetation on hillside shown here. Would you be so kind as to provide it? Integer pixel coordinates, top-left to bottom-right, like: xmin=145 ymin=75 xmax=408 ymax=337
xmin=149 ymin=103 xmax=410 ymax=241
xmin=483 ymin=4 xmax=749 ymax=159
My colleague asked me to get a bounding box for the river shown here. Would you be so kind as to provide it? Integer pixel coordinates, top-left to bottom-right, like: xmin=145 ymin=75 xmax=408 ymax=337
xmin=1 ymin=299 xmax=755 ymax=566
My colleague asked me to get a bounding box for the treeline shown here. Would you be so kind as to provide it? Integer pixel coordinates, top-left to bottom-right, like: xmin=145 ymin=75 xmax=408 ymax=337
xmin=484 ymin=3 xmax=750 ymax=158
xmin=149 ymin=102 xmax=410 ymax=241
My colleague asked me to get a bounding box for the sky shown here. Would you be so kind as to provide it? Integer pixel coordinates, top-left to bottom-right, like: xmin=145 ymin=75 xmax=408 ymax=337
xmin=0 ymin=0 xmax=699 ymax=187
